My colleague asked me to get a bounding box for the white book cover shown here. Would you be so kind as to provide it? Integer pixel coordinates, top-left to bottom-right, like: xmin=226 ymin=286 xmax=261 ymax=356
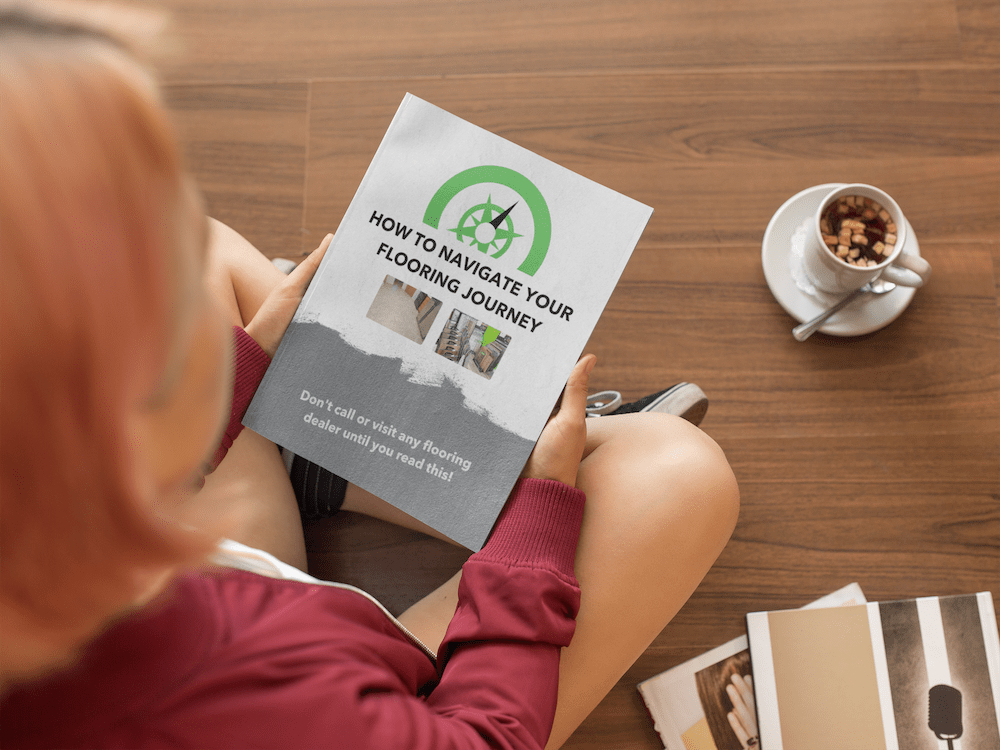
xmin=244 ymin=94 xmax=652 ymax=550
xmin=747 ymin=591 xmax=1000 ymax=750
xmin=637 ymin=583 xmax=866 ymax=750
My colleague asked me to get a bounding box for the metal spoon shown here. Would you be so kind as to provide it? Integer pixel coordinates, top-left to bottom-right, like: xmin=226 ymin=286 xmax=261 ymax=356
xmin=792 ymin=279 xmax=896 ymax=341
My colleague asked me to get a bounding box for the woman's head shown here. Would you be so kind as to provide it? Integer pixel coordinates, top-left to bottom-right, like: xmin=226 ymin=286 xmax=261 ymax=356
xmin=0 ymin=1 xmax=226 ymax=682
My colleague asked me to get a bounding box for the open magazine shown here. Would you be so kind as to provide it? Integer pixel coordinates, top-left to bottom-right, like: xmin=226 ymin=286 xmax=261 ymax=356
xmin=637 ymin=583 xmax=867 ymax=750
xmin=244 ymin=94 xmax=652 ymax=549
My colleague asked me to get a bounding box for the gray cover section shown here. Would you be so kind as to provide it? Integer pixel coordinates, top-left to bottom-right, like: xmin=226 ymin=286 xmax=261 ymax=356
xmin=244 ymin=321 xmax=535 ymax=550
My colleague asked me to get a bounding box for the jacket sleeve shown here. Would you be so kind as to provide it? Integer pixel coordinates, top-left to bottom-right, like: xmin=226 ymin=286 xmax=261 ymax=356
xmin=209 ymin=326 xmax=270 ymax=472
xmin=350 ymin=477 xmax=586 ymax=750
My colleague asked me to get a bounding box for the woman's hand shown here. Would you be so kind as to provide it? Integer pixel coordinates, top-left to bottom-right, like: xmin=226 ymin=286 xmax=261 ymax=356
xmin=726 ymin=673 xmax=759 ymax=749
xmin=520 ymin=354 xmax=596 ymax=487
xmin=244 ymin=234 xmax=332 ymax=358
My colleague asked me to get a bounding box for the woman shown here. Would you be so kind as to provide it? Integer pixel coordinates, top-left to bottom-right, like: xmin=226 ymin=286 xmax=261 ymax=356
xmin=0 ymin=3 xmax=740 ymax=748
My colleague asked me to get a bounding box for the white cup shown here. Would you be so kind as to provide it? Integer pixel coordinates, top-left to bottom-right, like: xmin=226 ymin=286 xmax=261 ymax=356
xmin=802 ymin=184 xmax=931 ymax=294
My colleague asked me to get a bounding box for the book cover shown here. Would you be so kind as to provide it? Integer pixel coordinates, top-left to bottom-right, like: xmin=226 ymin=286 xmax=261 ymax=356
xmin=243 ymin=94 xmax=652 ymax=550
xmin=747 ymin=591 xmax=1000 ymax=750
xmin=637 ymin=583 xmax=866 ymax=750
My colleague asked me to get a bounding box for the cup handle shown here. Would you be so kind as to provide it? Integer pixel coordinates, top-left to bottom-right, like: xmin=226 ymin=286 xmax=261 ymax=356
xmin=881 ymin=252 xmax=931 ymax=288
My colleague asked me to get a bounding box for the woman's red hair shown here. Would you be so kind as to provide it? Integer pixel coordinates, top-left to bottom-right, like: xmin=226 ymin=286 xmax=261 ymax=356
xmin=0 ymin=2 xmax=213 ymax=679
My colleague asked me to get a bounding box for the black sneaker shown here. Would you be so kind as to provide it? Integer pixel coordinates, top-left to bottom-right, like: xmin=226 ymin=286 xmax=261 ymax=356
xmin=586 ymin=383 xmax=708 ymax=426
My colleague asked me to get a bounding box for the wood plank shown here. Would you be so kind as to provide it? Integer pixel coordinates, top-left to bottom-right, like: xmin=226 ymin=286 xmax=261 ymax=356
xmin=305 ymin=512 xmax=469 ymax=615
xmin=958 ymin=0 xmax=1000 ymax=62
xmin=994 ymin=241 xmax=1000 ymax=318
xmin=303 ymin=73 xmax=1000 ymax=249
xmin=589 ymin=243 xmax=1000 ymax=440
xmin=164 ymin=83 xmax=308 ymax=257
xmin=154 ymin=0 xmax=963 ymax=83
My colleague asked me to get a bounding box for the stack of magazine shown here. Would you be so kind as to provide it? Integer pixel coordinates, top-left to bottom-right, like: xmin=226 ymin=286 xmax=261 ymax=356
xmin=638 ymin=587 xmax=1000 ymax=750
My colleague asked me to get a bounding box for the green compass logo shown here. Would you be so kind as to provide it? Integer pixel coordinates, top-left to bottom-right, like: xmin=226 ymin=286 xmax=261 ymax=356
xmin=449 ymin=195 xmax=522 ymax=259
xmin=423 ymin=166 xmax=551 ymax=276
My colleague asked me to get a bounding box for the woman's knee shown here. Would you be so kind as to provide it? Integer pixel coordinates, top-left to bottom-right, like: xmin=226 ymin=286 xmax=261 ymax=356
xmin=647 ymin=413 xmax=738 ymax=540
xmin=582 ymin=412 xmax=740 ymax=546
xmin=679 ymin=419 xmax=739 ymax=547
xmin=204 ymin=218 xmax=284 ymax=327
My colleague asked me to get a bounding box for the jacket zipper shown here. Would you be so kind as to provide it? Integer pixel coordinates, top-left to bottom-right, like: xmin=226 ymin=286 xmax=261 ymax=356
xmin=319 ymin=581 xmax=438 ymax=662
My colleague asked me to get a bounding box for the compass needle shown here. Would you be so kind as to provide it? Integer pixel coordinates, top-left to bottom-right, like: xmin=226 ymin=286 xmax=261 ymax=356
xmin=490 ymin=202 xmax=518 ymax=229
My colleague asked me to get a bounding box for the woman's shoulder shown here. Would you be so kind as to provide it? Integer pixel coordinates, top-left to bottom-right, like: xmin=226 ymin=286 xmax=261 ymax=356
xmin=0 ymin=565 xmax=437 ymax=749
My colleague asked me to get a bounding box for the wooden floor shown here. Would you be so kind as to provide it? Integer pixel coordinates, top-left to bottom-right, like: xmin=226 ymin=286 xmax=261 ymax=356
xmin=158 ymin=1 xmax=999 ymax=747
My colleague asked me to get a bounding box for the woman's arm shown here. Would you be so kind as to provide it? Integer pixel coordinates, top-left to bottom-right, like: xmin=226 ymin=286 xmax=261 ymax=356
xmin=349 ymin=357 xmax=595 ymax=749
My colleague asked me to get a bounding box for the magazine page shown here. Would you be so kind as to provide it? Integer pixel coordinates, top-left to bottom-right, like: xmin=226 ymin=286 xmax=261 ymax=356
xmin=637 ymin=583 xmax=865 ymax=750
xmin=244 ymin=94 xmax=652 ymax=550
xmin=747 ymin=591 xmax=1000 ymax=750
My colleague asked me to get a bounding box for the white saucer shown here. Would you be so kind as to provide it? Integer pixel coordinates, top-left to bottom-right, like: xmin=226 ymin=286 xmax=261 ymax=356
xmin=762 ymin=183 xmax=920 ymax=337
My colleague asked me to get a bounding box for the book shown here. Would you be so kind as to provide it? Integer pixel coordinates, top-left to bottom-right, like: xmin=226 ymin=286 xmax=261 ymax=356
xmin=746 ymin=591 xmax=1000 ymax=750
xmin=243 ymin=94 xmax=652 ymax=550
xmin=637 ymin=583 xmax=866 ymax=750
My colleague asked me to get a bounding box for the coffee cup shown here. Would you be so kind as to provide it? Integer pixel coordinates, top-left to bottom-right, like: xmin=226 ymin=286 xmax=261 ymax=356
xmin=802 ymin=184 xmax=931 ymax=294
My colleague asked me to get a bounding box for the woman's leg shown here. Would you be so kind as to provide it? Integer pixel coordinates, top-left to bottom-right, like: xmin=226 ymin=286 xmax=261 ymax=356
xmin=193 ymin=219 xmax=308 ymax=568
xmin=397 ymin=411 xmax=740 ymax=749
xmin=546 ymin=413 xmax=739 ymax=747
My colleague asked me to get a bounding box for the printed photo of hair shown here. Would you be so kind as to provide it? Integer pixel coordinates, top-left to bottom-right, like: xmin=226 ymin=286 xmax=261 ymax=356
xmin=695 ymin=650 xmax=757 ymax=750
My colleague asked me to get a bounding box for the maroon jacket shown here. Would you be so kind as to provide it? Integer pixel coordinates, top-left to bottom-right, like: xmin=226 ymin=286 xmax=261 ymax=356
xmin=1 ymin=329 xmax=585 ymax=749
